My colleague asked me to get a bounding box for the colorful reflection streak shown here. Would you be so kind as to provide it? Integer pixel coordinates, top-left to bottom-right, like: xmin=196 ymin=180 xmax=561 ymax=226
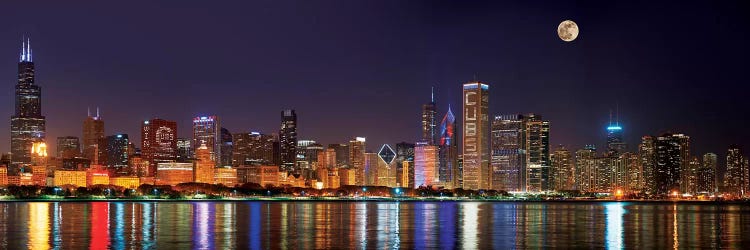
xmin=0 ymin=201 xmax=748 ymax=249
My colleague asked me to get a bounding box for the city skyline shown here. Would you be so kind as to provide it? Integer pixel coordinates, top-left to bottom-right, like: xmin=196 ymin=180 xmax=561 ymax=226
xmin=1 ymin=1 xmax=748 ymax=159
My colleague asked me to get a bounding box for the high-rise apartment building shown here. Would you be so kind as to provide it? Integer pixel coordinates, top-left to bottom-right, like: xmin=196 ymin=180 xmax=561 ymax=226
xmin=141 ymin=119 xmax=177 ymax=175
xmin=725 ymin=145 xmax=748 ymax=197
xmin=279 ymin=110 xmax=298 ymax=171
xmin=652 ymin=133 xmax=689 ymax=195
xmin=10 ymin=39 xmax=46 ymax=167
xmin=551 ymin=146 xmax=574 ymax=191
xmin=103 ymin=134 xmax=129 ymax=169
xmin=193 ymin=116 xmax=220 ymax=167
xmin=462 ymin=81 xmax=489 ymax=190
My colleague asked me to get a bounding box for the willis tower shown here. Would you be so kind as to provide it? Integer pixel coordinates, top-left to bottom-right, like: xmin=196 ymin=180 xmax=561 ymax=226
xmin=10 ymin=38 xmax=46 ymax=168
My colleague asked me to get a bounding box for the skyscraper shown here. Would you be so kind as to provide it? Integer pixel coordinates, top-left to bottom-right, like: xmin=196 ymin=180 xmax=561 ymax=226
xmin=82 ymin=108 xmax=105 ymax=163
xmin=220 ymin=127 xmax=233 ymax=167
xmin=56 ymin=136 xmax=81 ymax=159
xmin=376 ymin=144 xmax=397 ymax=187
xmin=491 ymin=115 xmax=524 ymax=191
xmin=10 ymin=38 xmax=46 ymax=167
xmin=462 ymin=81 xmax=490 ymax=190
xmin=523 ymin=114 xmax=550 ymax=192
xmin=279 ymin=110 xmax=298 ymax=171
xmin=104 ymin=134 xmax=129 ymax=169
xmin=551 ymin=146 xmax=574 ymax=191
xmin=438 ymin=106 xmax=458 ymax=188
xmin=349 ymin=137 xmax=366 ymax=185
xmin=328 ymin=143 xmax=350 ymax=168
xmin=414 ymin=141 xmax=438 ymax=187
xmin=725 ymin=145 xmax=748 ymax=196
xmin=653 ymin=133 xmax=689 ymax=195
xmin=232 ymin=132 xmax=276 ymax=166
xmin=700 ymin=153 xmax=718 ymax=194
xmin=639 ymin=136 xmax=657 ymax=194
xmin=575 ymin=145 xmax=598 ymax=193
xmin=395 ymin=142 xmax=415 ymax=188
xmin=194 ymin=143 xmax=214 ymax=184
xmin=606 ymin=114 xmax=626 ymax=156
xmin=421 ymin=88 xmax=437 ymax=145
xmin=141 ymin=119 xmax=177 ymax=175
xmin=192 ymin=116 xmax=220 ymax=167
xmin=176 ymin=138 xmax=193 ymax=162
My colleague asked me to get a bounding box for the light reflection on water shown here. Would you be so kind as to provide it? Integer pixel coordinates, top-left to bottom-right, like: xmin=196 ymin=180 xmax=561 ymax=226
xmin=0 ymin=201 xmax=749 ymax=249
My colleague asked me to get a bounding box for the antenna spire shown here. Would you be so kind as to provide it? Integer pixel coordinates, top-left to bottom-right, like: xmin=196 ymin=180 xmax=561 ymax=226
xmin=609 ymin=109 xmax=613 ymax=127
xmin=96 ymin=107 xmax=100 ymax=118
xmin=88 ymin=107 xmax=91 ymax=117
xmin=27 ymin=38 xmax=32 ymax=62
xmin=615 ymin=102 xmax=620 ymax=126
xmin=431 ymin=86 xmax=434 ymax=103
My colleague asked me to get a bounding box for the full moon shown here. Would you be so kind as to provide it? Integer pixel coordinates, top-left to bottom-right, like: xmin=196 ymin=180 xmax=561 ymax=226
xmin=558 ymin=20 xmax=579 ymax=42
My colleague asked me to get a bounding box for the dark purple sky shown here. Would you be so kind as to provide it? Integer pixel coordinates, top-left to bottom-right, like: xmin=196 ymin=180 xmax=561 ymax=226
xmin=1 ymin=1 xmax=749 ymax=156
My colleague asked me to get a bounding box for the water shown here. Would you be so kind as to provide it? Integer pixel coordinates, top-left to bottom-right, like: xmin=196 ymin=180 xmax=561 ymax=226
xmin=0 ymin=201 xmax=749 ymax=249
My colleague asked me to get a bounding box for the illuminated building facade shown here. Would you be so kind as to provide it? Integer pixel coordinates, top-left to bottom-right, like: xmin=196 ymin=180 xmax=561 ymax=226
xmin=214 ymin=167 xmax=237 ymax=186
xmin=54 ymin=170 xmax=87 ymax=187
xmin=414 ymin=142 xmax=438 ymax=187
xmin=376 ymin=144 xmax=397 ymax=187
xmin=141 ymin=119 xmax=177 ymax=176
xmin=10 ymin=39 xmax=46 ymax=167
xmin=86 ymin=168 xmax=110 ymax=187
xmin=194 ymin=143 xmax=214 ymax=184
xmin=247 ymin=165 xmax=280 ymax=187
xmin=279 ymin=110 xmax=298 ymax=171
xmin=317 ymin=148 xmax=336 ymax=170
xmin=82 ymin=109 xmax=104 ymax=164
xmin=156 ymin=162 xmax=194 ymax=186
xmin=349 ymin=137 xmax=366 ymax=185
xmin=491 ymin=115 xmax=524 ymax=191
xmin=0 ymin=166 xmax=7 ymax=185
xmin=232 ymin=132 xmax=276 ymax=166
xmin=364 ymin=153 xmax=379 ymax=186
xmin=575 ymin=145 xmax=597 ymax=192
xmin=110 ymin=176 xmax=140 ymax=189
xmin=30 ymin=165 xmax=46 ymax=186
xmin=462 ymin=81 xmax=490 ymax=190
xmin=551 ymin=146 xmax=574 ymax=191
xmin=56 ymin=136 xmax=80 ymax=159
xmin=653 ymin=133 xmax=689 ymax=195
xmin=695 ymin=153 xmax=717 ymax=194
xmin=639 ymin=136 xmax=657 ymax=194
xmin=298 ymin=140 xmax=323 ymax=170
xmin=438 ymin=106 xmax=458 ymax=188
xmin=523 ymin=114 xmax=550 ymax=192
xmin=193 ymin=116 xmax=220 ymax=167
xmin=725 ymin=145 xmax=748 ymax=196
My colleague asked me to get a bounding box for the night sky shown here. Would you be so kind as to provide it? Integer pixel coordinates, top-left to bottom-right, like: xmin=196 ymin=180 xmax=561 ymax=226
xmin=1 ymin=1 xmax=749 ymax=157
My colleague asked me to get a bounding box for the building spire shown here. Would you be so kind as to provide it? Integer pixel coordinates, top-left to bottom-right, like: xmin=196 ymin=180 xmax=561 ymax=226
xmin=96 ymin=107 xmax=100 ymax=119
xmin=431 ymin=86 xmax=435 ymax=103
xmin=88 ymin=107 xmax=91 ymax=117
xmin=19 ymin=36 xmax=32 ymax=62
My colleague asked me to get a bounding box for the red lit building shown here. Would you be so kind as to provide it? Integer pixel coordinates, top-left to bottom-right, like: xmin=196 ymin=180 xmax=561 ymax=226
xmin=141 ymin=119 xmax=177 ymax=176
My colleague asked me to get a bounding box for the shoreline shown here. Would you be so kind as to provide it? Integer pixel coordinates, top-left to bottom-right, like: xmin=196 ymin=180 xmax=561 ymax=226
xmin=1 ymin=198 xmax=748 ymax=204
